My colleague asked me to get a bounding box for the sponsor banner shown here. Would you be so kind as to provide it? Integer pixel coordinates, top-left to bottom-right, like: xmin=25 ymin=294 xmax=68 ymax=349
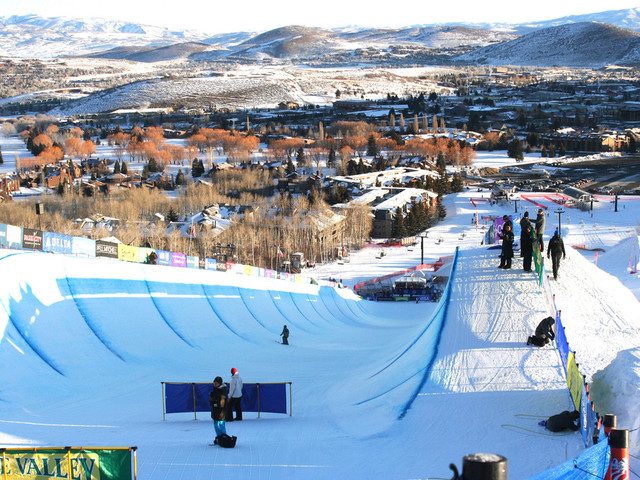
xmin=171 ymin=252 xmax=187 ymax=268
xmin=294 ymin=274 xmax=303 ymax=283
xmin=117 ymin=244 xmax=138 ymax=263
xmin=258 ymin=268 xmax=265 ymax=277
xmin=199 ymin=257 xmax=206 ymax=269
xmin=493 ymin=217 xmax=505 ymax=244
xmin=225 ymin=261 xmax=236 ymax=273
xmin=243 ymin=265 xmax=252 ymax=276
xmin=566 ymin=352 xmax=583 ymax=411
xmin=43 ymin=232 xmax=73 ymax=254
xmin=264 ymin=269 xmax=273 ymax=278
xmin=156 ymin=250 xmax=171 ymax=266
xmin=187 ymin=255 xmax=199 ymax=269
xmin=95 ymin=240 xmax=119 ymax=259
xmin=0 ymin=447 xmax=132 ymax=480
xmin=580 ymin=382 xmax=595 ymax=447
xmin=0 ymin=223 xmax=6 ymax=246
xmin=137 ymin=247 xmax=155 ymax=264
xmin=204 ymin=258 xmax=217 ymax=270
xmin=22 ymin=228 xmax=43 ymax=251
xmin=72 ymin=237 xmax=96 ymax=258
xmin=6 ymin=224 xmax=23 ymax=248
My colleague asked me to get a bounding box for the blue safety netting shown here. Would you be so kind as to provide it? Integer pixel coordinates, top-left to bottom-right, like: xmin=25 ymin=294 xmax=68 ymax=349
xmin=528 ymin=439 xmax=609 ymax=479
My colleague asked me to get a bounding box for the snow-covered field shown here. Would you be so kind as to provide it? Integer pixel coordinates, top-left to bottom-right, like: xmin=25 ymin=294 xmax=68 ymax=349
xmin=1 ymin=160 xmax=639 ymax=479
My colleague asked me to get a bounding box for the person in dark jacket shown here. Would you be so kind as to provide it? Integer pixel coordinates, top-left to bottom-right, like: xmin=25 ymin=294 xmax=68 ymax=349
xmin=521 ymin=213 xmax=535 ymax=272
xmin=547 ymin=230 xmax=566 ymax=280
xmin=527 ymin=316 xmax=555 ymax=346
xmin=280 ymin=325 xmax=289 ymax=345
xmin=540 ymin=410 xmax=580 ymax=432
xmin=210 ymin=376 xmax=227 ymax=443
xmin=535 ymin=209 xmax=546 ymax=252
xmin=498 ymin=223 xmax=514 ymax=269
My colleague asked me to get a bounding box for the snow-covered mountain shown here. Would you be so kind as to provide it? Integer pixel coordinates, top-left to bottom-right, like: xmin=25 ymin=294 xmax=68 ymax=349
xmin=3 ymin=8 xmax=640 ymax=63
xmin=455 ymin=21 xmax=640 ymax=67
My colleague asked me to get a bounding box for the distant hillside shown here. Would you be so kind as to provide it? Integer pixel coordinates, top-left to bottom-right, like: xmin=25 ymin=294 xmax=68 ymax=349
xmin=82 ymin=42 xmax=219 ymax=63
xmin=455 ymin=22 xmax=640 ymax=67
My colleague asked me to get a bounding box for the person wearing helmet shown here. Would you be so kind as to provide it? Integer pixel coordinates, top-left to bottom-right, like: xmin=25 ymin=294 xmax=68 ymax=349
xmin=227 ymin=367 xmax=243 ymax=421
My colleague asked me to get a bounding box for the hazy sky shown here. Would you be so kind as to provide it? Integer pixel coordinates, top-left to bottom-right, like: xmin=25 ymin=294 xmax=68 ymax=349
xmin=2 ymin=0 xmax=640 ymax=33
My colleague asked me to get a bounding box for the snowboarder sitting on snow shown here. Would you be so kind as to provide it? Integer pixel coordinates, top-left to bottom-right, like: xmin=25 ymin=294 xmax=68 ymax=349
xmin=539 ymin=410 xmax=580 ymax=432
xmin=527 ymin=316 xmax=555 ymax=347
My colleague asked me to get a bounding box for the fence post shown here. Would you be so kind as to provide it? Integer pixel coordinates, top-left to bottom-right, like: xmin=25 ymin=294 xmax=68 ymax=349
xmin=289 ymin=382 xmax=292 ymax=416
xmin=462 ymin=453 xmax=507 ymax=480
xmin=131 ymin=446 xmax=138 ymax=480
xmin=603 ymin=414 xmax=617 ymax=437
xmin=257 ymin=384 xmax=261 ymax=419
xmin=2 ymin=448 xmax=7 ymax=480
xmin=192 ymin=383 xmax=197 ymax=420
xmin=161 ymin=382 xmax=166 ymax=421
xmin=606 ymin=429 xmax=629 ymax=480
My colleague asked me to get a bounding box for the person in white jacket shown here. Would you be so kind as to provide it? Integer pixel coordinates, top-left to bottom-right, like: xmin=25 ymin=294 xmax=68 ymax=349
xmin=227 ymin=367 xmax=243 ymax=421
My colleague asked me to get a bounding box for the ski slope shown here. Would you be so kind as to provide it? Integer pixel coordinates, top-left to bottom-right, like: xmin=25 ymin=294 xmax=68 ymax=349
xmin=1 ymin=189 xmax=640 ymax=479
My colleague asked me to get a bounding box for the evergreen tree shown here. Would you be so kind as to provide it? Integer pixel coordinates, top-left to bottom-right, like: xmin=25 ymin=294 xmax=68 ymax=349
xmin=558 ymin=143 xmax=566 ymax=157
xmin=541 ymin=146 xmax=548 ymax=158
xmin=113 ymin=160 xmax=121 ymax=174
xmin=451 ymin=172 xmax=464 ymax=192
xmin=366 ymin=134 xmax=378 ymax=157
xmin=392 ymin=207 xmax=407 ymax=239
xmin=296 ymin=147 xmax=306 ymax=168
xmin=0 ymin=147 xmax=3 ymax=164
xmin=327 ymin=148 xmax=336 ymax=168
xmin=167 ymin=206 xmax=179 ymax=223
xmin=436 ymin=197 xmax=447 ymax=220
xmin=148 ymin=158 xmax=158 ymax=173
xmin=121 ymin=162 xmax=128 ymax=175
xmin=286 ymin=158 xmax=296 ymax=175
xmin=57 ymin=179 xmax=65 ymax=196
xmin=175 ymin=169 xmax=186 ymax=186
xmin=191 ymin=158 xmax=201 ymax=178
xmin=507 ymin=138 xmax=524 ymax=161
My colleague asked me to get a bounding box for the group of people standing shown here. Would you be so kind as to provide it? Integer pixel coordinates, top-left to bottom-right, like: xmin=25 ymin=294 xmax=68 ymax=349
xmin=498 ymin=208 xmax=566 ymax=279
xmin=209 ymin=367 xmax=244 ymax=445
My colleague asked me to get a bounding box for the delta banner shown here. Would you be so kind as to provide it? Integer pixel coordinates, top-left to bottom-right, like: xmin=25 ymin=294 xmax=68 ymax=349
xmin=117 ymin=244 xmax=138 ymax=263
xmin=162 ymin=382 xmax=289 ymax=419
xmin=22 ymin=228 xmax=43 ymax=251
xmin=72 ymin=237 xmax=96 ymax=258
xmin=95 ymin=240 xmax=119 ymax=259
xmin=0 ymin=447 xmax=133 ymax=480
xmin=43 ymin=232 xmax=73 ymax=255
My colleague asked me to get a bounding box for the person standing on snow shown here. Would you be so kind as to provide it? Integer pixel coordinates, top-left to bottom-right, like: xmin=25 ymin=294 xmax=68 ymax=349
xmin=498 ymin=223 xmax=514 ymax=269
xmin=535 ymin=208 xmax=546 ymax=252
xmin=280 ymin=325 xmax=289 ymax=345
xmin=521 ymin=214 xmax=535 ymax=272
xmin=210 ymin=376 xmax=228 ymax=444
xmin=227 ymin=367 xmax=243 ymax=421
xmin=547 ymin=230 xmax=566 ymax=280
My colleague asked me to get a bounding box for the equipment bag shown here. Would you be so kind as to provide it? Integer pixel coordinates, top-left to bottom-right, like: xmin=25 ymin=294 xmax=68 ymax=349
xmin=217 ymin=434 xmax=237 ymax=448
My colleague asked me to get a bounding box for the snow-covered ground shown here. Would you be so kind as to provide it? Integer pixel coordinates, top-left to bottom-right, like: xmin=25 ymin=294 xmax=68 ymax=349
xmin=1 ymin=172 xmax=639 ymax=479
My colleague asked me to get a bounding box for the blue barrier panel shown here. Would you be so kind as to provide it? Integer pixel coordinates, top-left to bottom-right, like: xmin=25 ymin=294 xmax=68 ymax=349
xmin=580 ymin=382 xmax=596 ymax=447
xmin=555 ymin=312 xmax=570 ymax=375
xmin=163 ymin=382 xmax=289 ymax=418
xmin=165 ymin=383 xmax=195 ymax=414
xmin=528 ymin=439 xmax=609 ymax=479
xmin=257 ymin=383 xmax=287 ymax=414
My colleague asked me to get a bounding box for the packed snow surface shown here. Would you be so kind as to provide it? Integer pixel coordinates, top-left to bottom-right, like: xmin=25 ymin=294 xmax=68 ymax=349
xmin=0 ymin=185 xmax=639 ymax=479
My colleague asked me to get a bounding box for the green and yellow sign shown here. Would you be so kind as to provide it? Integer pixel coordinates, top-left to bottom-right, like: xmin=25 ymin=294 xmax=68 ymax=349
xmin=1 ymin=448 xmax=132 ymax=480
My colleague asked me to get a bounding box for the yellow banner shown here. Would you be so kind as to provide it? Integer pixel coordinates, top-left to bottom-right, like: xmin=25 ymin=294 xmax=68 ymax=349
xmin=1 ymin=451 xmax=100 ymax=479
xmin=566 ymin=352 xmax=583 ymax=411
xmin=117 ymin=244 xmax=139 ymax=263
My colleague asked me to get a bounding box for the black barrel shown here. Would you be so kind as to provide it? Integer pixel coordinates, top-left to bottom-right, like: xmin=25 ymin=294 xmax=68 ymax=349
xmin=462 ymin=453 xmax=508 ymax=480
